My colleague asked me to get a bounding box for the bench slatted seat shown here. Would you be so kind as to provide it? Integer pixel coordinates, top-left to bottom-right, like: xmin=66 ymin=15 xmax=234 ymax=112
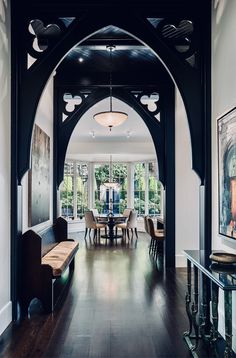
xmin=42 ymin=241 xmax=79 ymax=277
xmin=20 ymin=217 xmax=79 ymax=314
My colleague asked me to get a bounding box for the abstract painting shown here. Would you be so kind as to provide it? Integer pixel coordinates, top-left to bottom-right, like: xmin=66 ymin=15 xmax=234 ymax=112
xmin=28 ymin=124 xmax=50 ymax=227
xmin=218 ymin=107 xmax=236 ymax=239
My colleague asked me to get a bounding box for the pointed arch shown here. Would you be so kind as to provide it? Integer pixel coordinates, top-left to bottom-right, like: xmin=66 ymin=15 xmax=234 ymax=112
xmin=18 ymin=11 xmax=203 ymax=183
xmin=55 ymin=88 xmax=165 ymax=188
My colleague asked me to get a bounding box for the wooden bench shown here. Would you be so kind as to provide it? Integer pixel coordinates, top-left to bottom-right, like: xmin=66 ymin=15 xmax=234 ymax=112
xmin=20 ymin=217 xmax=79 ymax=314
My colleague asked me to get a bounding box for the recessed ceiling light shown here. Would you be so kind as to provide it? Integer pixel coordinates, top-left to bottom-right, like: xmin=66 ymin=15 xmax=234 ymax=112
xmin=78 ymin=57 xmax=84 ymax=63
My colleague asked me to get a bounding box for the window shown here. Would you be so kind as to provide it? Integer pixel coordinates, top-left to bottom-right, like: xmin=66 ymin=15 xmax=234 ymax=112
xmin=76 ymin=163 xmax=89 ymax=217
xmin=133 ymin=161 xmax=162 ymax=217
xmin=61 ymin=162 xmax=74 ymax=218
xmin=148 ymin=162 xmax=161 ymax=215
xmin=61 ymin=160 xmax=162 ymax=219
xmin=94 ymin=163 xmax=110 ymax=214
xmin=94 ymin=163 xmax=128 ymax=214
xmin=134 ymin=162 xmax=146 ymax=215
xmin=112 ymin=163 xmax=127 ymax=214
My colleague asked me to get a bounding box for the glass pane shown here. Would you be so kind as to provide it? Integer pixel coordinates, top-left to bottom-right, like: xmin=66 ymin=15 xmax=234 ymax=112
xmin=94 ymin=164 xmax=110 ymax=214
xmin=134 ymin=162 xmax=145 ymax=191
xmin=94 ymin=163 xmax=127 ymax=214
xmin=61 ymin=162 xmax=74 ymax=218
xmin=148 ymin=161 xmax=162 ymax=216
xmin=77 ymin=163 xmax=88 ymax=218
xmin=134 ymin=162 xmax=146 ymax=215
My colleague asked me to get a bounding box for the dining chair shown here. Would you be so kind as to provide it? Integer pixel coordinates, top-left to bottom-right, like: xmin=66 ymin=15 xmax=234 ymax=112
xmin=147 ymin=217 xmax=165 ymax=259
xmin=84 ymin=210 xmax=107 ymax=244
xmin=116 ymin=210 xmax=138 ymax=242
xmin=122 ymin=208 xmax=133 ymax=218
xmin=91 ymin=208 xmax=99 ymax=216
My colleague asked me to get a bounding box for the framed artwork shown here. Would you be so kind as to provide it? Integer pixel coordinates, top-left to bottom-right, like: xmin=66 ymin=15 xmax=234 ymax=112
xmin=218 ymin=107 xmax=236 ymax=239
xmin=28 ymin=124 xmax=50 ymax=227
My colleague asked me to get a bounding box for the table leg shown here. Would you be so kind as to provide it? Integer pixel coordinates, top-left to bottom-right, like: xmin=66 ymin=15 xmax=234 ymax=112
xmin=184 ymin=259 xmax=192 ymax=337
xmin=191 ymin=265 xmax=199 ymax=349
xmin=199 ymin=273 xmax=208 ymax=339
xmin=224 ymin=290 xmax=232 ymax=358
xmin=210 ymin=281 xmax=219 ymax=354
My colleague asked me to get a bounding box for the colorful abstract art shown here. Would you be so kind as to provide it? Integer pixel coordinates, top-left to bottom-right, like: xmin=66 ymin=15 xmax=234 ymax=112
xmin=218 ymin=107 xmax=236 ymax=239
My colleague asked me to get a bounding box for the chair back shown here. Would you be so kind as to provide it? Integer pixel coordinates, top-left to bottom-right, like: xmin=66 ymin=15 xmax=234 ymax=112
xmin=84 ymin=211 xmax=96 ymax=229
xmin=147 ymin=217 xmax=155 ymax=237
xmin=127 ymin=210 xmax=138 ymax=229
xmin=91 ymin=208 xmax=99 ymax=216
xmin=123 ymin=208 xmax=132 ymax=217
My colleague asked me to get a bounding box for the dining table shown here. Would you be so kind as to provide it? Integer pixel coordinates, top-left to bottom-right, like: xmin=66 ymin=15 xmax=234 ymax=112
xmin=96 ymin=214 xmax=127 ymax=241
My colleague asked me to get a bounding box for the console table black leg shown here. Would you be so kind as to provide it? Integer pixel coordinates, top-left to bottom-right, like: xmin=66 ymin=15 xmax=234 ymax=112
xmin=224 ymin=290 xmax=232 ymax=358
xmin=210 ymin=281 xmax=219 ymax=354
xmin=199 ymin=273 xmax=208 ymax=341
xmin=184 ymin=259 xmax=192 ymax=337
xmin=191 ymin=265 xmax=199 ymax=350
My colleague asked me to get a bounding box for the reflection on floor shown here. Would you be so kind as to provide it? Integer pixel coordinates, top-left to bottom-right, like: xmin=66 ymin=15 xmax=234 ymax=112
xmin=0 ymin=232 xmax=205 ymax=357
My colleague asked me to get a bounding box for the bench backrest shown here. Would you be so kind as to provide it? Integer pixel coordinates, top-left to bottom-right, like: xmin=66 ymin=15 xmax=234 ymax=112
xmin=39 ymin=226 xmax=58 ymax=257
xmin=22 ymin=217 xmax=68 ymax=258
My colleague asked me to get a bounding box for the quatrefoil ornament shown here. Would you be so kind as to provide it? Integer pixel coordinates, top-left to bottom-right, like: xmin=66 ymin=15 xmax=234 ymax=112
xmin=29 ymin=19 xmax=62 ymax=51
xmin=63 ymin=93 xmax=82 ymax=113
xmin=161 ymin=20 xmax=193 ymax=53
xmin=140 ymin=93 xmax=159 ymax=112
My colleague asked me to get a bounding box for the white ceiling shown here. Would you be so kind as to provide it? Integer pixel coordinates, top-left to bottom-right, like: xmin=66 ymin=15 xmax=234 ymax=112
xmin=66 ymin=97 xmax=157 ymax=162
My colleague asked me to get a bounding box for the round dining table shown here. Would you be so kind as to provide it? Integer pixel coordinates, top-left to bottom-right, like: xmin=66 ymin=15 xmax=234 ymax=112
xmin=96 ymin=214 xmax=127 ymax=241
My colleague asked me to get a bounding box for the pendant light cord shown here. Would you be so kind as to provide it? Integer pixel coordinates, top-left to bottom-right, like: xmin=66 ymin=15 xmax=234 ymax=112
xmin=109 ymin=46 xmax=113 ymax=112
xmin=109 ymin=154 xmax=112 ymax=182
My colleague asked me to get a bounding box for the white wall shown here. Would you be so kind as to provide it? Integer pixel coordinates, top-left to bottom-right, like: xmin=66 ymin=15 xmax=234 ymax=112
xmin=212 ymin=0 xmax=236 ymax=350
xmin=22 ymin=77 xmax=54 ymax=233
xmin=0 ymin=0 xmax=11 ymax=336
xmin=175 ymin=89 xmax=200 ymax=266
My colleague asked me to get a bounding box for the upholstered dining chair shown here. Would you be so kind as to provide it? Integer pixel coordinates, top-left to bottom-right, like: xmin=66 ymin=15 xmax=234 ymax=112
xmin=84 ymin=210 xmax=107 ymax=244
xmin=116 ymin=210 xmax=138 ymax=242
xmin=91 ymin=208 xmax=99 ymax=217
xmin=147 ymin=217 xmax=165 ymax=258
xmin=122 ymin=208 xmax=132 ymax=218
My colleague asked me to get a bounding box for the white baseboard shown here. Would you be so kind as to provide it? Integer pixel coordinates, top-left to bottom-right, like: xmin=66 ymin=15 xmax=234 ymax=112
xmin=0 ymin=301 xmax=12 ymax=336
xmin=176 ymin=254 xmax=186 ymax=267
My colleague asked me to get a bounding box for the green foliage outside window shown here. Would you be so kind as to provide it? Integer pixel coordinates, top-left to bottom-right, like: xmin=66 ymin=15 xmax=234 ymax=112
xmin=94 ymin=163 xmax=128 ymax=214
xmin=77 ymin=164 xmax=89 ymax=217
xmin=148 ymin=162 xmax=161 ymax=215
xmin=134 ymin=163 xmax=146 ymax=215
xmin=61 ymin=160 xmax=162 ymax=218
xmin=61 ymin=163 xmax=74 ymax=217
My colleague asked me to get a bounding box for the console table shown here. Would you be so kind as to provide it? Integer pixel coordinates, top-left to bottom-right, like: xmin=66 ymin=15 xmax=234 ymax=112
xmin=184 ymin=250 xmax=236 ymax=358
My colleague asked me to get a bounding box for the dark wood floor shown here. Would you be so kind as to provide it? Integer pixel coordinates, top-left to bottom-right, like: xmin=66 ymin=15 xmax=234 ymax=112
xmin=0 ymin=233 xmax=211 ymax=358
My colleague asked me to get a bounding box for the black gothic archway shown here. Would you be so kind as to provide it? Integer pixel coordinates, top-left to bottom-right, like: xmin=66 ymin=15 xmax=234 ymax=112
xmin=11 ymin=1 xmax=211 ymax=319
xmin=17 ymin=12 xmax=204 ymax=183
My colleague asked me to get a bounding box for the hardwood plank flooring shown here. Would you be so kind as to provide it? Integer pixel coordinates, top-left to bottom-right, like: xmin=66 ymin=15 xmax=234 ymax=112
xmin=0 ymin=233 xmax=210 ymax=358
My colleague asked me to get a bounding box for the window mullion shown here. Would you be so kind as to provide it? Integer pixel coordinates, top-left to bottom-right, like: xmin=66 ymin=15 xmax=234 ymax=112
xmin=73 ymin=161 xmax=77 ymax=219
xmin=145 ymin=162 xmax=149 ymax=215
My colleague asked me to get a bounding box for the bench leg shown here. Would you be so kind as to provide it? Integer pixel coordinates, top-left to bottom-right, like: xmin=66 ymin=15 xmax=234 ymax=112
xmin=20 ymin=295 xmax=32 ymax=318
xmin=69 ymin=257 xmax=75 ymax=272
xmin=41 ymin=265 xmax=53 ymax=313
